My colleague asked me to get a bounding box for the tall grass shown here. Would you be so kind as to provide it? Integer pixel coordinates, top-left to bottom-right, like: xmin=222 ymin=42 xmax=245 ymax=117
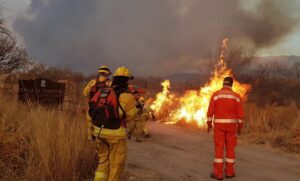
xmin=0 ymin=99 xmax=95 ymax=180
xmin=243 ymin=103 xmax=300 ymax=152
xmin=1 ymin=99 xmax=299 ymax=180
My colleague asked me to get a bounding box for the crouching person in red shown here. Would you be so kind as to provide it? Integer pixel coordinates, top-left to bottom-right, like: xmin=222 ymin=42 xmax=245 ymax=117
xmin=207 ymin=77 xmax=244 ymax=180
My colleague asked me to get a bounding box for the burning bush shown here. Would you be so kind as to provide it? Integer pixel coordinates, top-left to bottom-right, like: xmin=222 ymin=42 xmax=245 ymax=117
xmin=150 ymin=38 xmax=250 ymax=127
xmin=147 ymin=38 xmax=300 ymax=153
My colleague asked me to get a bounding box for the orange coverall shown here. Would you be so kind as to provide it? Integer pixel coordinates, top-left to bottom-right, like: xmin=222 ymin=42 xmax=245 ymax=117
xmin=207 ymin=86 xmax=244 ymax=178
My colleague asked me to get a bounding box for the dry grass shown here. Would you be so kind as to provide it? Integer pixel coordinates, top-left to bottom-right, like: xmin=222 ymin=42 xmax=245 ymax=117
xmin=1 ymin=98 xmax=299 ymax=180
xmin=0 ymin=99 xmax=96 ymax=180
xmin=243 ymin=103 xmax=300 ymax=153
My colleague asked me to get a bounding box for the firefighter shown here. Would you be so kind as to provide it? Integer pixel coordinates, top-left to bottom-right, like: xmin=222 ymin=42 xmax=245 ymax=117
xmin=92 ymin=66 xmax=137 ymax=181
xmin=207 ymin=77 xmax=244 ymax=180
xmin=138 ymin=96 xmax=151 ymax=138
xmin=147 ymin=98 xmax=156 ymax=121
xmin=125 ymin=85 xmax=139 ymax=140
xmin=130 ymin=88 xmax=151 ymax=141
xmin=133 ymin=92 xmax=144 ymax=142
xmin=83 ymin=65 xmax=112 ymax=141
xmin=126 ymin=88 xmax=142 ymax=141
xmin=83 ymin=65 xmax=112 ymax=99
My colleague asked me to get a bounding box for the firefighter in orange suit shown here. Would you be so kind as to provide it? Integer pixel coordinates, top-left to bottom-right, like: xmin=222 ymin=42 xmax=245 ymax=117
xmin=83 ymin=65 xmax=112 ymax=141
xmin=207 ymin=77 xmax=244 ymax=180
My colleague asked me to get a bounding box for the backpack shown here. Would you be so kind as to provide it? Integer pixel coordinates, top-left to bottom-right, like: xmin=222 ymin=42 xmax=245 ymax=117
xmin=88 ymin=88 xmax=125 ymax=129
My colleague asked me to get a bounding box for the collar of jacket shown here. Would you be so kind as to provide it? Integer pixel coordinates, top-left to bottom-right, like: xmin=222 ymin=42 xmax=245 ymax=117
xmin=222 ymin=85 xmax=232 ymax=90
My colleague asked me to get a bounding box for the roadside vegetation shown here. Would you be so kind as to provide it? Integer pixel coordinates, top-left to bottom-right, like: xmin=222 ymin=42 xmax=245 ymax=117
xmin=243 ymin=103 xmax=300 ymax=152
xmin=0 ymin=99 xmax=95 ymax=180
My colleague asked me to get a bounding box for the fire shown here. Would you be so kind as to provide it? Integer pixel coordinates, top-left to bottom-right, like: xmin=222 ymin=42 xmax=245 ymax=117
xmin=150 ymin=80 xmax=175 ymax=114
xmin=151 ymin=38 xmax=251 ymax=127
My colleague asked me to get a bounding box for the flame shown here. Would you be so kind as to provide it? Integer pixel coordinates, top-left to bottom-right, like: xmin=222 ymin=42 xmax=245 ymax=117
xmin=151 ymin=38 xmax=251 ymax=127
xmin=150 ymin=80 xmax=175 ymax=114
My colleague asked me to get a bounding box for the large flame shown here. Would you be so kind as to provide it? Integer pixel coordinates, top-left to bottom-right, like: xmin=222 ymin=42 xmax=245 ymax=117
xmin=151 ymin=38 xmax=251 ymax=127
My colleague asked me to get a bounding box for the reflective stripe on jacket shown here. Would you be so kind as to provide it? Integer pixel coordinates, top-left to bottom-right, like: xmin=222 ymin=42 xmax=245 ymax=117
xmin=207 ymin=86 xmax=244 ymax=126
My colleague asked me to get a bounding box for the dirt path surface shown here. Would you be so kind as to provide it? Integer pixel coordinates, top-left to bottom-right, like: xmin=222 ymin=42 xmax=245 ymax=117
xmin=124 ymin=122 xmax=300 ymax=181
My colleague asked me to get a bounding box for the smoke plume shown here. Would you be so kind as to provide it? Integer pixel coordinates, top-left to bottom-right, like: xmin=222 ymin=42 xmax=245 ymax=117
xmin=13 ymin=0 xmax=299 ymax=75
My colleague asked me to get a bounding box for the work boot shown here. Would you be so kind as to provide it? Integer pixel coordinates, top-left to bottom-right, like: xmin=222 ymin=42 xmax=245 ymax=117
xmin=225 ymin=174 xmax=235 ymax=179
xmin=210 ymin=173 xmax=223 ymax=180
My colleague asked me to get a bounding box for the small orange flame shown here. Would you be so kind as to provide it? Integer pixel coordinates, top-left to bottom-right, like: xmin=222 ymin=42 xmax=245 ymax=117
xmin=150 ymin=38 xmax=251 ymax=127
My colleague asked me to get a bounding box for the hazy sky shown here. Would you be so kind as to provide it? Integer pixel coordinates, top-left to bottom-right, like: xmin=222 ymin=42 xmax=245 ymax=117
xmin=1 ymin=0 xmax=31 ymax=36
xmin=2 ymin=0 xmax=300 ymax=75
xmin=2 ymin=0 xmax=30 ymax=18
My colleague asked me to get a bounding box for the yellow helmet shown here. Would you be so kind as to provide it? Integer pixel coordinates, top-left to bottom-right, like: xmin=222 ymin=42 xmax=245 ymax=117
xmin=114 ymin=66 xmax=134 ymax=79
xmin=98 ymin=65 xmax=111 ymax=75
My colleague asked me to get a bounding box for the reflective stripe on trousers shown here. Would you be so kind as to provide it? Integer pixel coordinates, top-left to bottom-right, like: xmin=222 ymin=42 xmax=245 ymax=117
xmin=95 ymin=172 xmax=108 ymax=181
xmin=214 ymin=158 xmax=224 ymax=163
xmin=226 ymin=158 xmax=235 ymax=163
xmin=214 ymin=119 xmax=237 ymax=123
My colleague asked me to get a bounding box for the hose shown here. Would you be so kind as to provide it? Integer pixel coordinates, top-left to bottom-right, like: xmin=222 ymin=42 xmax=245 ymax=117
xmin=95 ymin=126 xmax=110 ymax=165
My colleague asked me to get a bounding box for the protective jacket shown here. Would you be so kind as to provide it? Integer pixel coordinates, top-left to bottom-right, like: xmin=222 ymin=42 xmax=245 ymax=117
xmin=207 ymin=86 xmax=243 ymax=128
xmin=206 ymin=86 xmax=244 ymax=179
xmin=128 ymin=100 xmax=150 ymax=141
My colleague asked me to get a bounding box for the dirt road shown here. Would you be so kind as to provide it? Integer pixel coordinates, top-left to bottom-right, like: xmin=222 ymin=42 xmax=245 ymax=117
xmin=124 ymin=122 xmax=300 ymax=181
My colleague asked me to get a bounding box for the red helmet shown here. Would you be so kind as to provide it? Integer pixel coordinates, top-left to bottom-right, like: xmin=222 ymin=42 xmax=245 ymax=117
xmin=137 ymin=88 xmax=145 ymax=94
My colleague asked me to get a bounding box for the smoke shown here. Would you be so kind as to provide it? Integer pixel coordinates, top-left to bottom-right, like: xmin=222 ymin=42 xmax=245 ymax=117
xmin=234 ymin=0 xmax=299 ymax=49
xmin=13 ymin=0 xmax=299 ymax=76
